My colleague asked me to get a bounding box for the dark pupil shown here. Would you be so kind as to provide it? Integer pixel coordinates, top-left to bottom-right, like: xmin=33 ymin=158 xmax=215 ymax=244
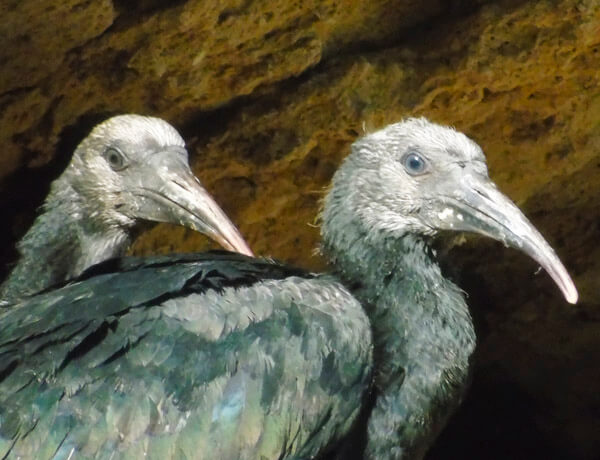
xmin=109 ymin=153 xmax=120 ymax=165
xmin=407 ymin=154 xmax=423 ymax=171
xmin=106 ymin=150 xmax=124 ymax=169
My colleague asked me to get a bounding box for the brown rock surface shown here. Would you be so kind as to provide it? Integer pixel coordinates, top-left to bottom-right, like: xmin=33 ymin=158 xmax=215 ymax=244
xmin=1 ymin=0 xmax=599 ymax=458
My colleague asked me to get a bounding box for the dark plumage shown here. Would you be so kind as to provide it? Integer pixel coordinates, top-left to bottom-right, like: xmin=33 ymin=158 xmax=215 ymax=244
xmin=0 ymin=118 xmax=576 ymax=459
xmin=0 ymin=114 xmax=251 ymax=303
xmin=0 ymin=252 xmax=370 ymax=459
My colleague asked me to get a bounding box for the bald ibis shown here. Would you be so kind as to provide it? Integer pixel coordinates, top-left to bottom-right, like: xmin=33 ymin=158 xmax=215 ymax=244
xmin=0 ymin=114 xmax=252 ymax=303
xmin=0 ymin=118 xmax=576 ymax=459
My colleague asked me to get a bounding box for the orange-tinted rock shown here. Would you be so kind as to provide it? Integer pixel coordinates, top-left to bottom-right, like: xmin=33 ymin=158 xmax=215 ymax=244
xmin=0 ymin=0 xmax=447 ymax=183
xmin=0 ymin=0 xmax=115 ymax=93
xmin=1 ymin=0 xmax=599 ymax=458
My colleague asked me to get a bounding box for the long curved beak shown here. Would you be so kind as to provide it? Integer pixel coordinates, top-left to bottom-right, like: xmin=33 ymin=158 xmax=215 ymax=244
xmin=436 ymin=173 xmax=577 ymax=304
xmin=132 ymin=151 xmax=253 ymax=257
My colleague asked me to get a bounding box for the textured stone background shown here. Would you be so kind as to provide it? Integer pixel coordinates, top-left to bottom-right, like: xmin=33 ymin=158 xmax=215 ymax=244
xmin=1 ymin=0 xmax=599 ymax=458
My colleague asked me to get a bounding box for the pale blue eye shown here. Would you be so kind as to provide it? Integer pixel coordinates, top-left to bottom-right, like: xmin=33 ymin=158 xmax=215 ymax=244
xmin=104 ymin=148 xmax=128 ymax=171
xmin=402 ymin=152 xmax=427 ymax=175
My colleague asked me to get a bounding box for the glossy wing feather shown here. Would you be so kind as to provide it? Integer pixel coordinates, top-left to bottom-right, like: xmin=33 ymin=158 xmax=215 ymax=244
xmin=0 ymin=253 xmax=372 ymax=459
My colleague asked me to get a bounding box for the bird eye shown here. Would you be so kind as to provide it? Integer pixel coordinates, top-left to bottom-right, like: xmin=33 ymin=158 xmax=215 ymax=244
xmin=401 ymin=152 xmax=427 ymax=175
xmin=104 ymin=148 xmax=128 ymax=171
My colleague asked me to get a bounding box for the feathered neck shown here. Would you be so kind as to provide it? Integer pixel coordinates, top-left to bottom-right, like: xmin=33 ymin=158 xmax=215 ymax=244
xmin=1 ymin=177 xmax=130 ymax=303
xmin=321 ymin=179 xmax=476 ymax=459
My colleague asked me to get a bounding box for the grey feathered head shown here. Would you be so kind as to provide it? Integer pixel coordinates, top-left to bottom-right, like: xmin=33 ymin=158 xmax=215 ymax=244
xmin=322 ymin=117 xmax=577 ymax=303
xmin=53 ymin=114 xmax=252 ymax=255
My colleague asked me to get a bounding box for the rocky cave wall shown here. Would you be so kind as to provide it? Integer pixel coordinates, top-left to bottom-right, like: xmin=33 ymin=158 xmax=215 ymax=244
xmin=1 ymin=0 xmax=599 ymax=458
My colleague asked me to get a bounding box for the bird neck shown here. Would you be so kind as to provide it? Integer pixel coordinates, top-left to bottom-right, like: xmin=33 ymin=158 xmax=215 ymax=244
xmin=322 ymin=218 xmax=476 ymax=459
xmin=1 ymin=180 xmax=131 ymax=302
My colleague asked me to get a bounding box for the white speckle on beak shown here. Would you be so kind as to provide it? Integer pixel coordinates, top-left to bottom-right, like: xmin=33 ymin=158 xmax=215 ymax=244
xmin=438 ymin=208 xmax=454 ymax=221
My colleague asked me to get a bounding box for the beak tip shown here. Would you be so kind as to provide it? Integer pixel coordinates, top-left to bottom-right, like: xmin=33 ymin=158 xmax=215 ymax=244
xmin=557 ymin=273 xmax=578 ymax=304
xmin=218 ymin=235 xmax=254 ymax=258
xmin=239 ymin=245 xmax=255 ymax=257
xmin=565 ymin=287 xmax=579 ymax=305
